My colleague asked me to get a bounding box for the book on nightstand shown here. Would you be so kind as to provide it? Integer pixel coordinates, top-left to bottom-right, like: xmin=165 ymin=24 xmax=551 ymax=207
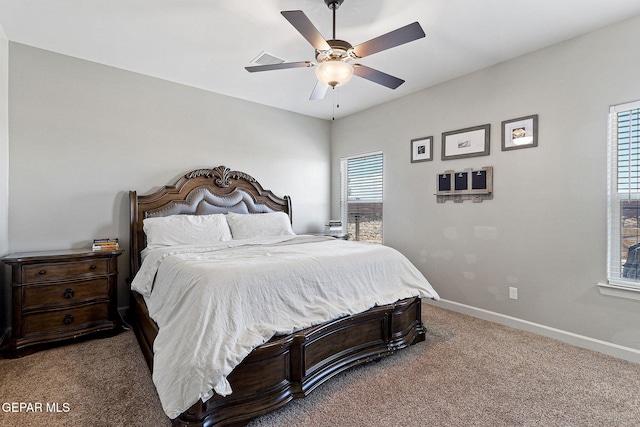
xmin=324 ymin=220 xmax=343 ymax=236
xmin=92 ymin=238 xmax=120 ymax=251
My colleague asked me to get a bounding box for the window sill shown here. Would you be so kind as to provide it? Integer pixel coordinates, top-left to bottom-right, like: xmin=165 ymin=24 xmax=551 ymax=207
xmin=597 ymin=282 xmax=640 ymax=301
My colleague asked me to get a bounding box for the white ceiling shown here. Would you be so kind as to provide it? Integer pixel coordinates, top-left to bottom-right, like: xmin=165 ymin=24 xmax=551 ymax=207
xmin=1 ymin=0 xmax=640 ymax=120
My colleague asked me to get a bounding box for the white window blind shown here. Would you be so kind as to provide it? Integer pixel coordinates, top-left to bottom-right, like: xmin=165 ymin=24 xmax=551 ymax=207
xmin=608 ymin=100 xmax=640 ymax=286
xmin=340 ymin=151 xmax=383 ymax=243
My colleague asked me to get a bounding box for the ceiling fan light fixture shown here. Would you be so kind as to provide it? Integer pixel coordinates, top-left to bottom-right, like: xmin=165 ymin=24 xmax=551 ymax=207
xmin=315 ymin=59 xmax=353 ymax=87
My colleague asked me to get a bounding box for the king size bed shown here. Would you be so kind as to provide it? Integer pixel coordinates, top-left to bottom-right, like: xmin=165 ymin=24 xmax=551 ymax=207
xmin=128 ymin=165 xmax=439 ymax=426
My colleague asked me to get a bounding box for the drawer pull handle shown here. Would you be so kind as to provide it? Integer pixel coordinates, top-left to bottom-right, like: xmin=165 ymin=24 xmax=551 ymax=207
xmin=90 ymin=265 xmax=97 ymax=270
xmin=62 ymin=314 xmax=74 ymax=325
xmin=38 ymin=270 xmax=46 ymax=275
xmin=63 ymin=288 xmax=75 ymax=299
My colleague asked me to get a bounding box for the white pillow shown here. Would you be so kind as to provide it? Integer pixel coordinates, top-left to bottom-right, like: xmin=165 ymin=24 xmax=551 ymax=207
xmin=143 ymin=214 xmax=232 ymax=249
xmin=226 ymin=212 xmax=294 ymax=239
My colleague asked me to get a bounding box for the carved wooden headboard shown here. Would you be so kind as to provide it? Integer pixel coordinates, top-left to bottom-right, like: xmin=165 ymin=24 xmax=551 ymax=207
xmin=129 ymin=165 xmax=292 ymax=276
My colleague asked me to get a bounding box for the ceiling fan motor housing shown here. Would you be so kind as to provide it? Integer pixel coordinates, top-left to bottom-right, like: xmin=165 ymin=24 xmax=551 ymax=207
xmin=316 ymin=39 xmax=354 ymax=62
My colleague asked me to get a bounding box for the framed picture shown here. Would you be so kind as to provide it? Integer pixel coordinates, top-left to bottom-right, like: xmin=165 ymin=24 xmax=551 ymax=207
xmin=502 ymin=114 xmax=538 ymax=151
xmin=437 ymin=172 xmax=452 ymax=192
xmin=442 ymin=124 xmax=490 ymax=160
xmin=411 ymin=136 xmax=433 ymax=163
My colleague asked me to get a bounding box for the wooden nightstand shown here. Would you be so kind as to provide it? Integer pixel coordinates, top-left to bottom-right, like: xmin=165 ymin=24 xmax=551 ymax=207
xmin=1 ymin=248 xmax=122 ymax=358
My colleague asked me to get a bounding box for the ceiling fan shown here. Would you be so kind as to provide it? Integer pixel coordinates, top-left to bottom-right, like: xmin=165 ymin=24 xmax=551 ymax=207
xmin=245 ymin=0 xmax=426 ymax=100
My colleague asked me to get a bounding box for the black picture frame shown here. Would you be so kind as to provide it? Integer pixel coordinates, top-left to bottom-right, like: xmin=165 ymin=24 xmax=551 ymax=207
xmin=454 ymin=172 xmax=468 ymax=190
xmin=471 ymin=170 xmax=488 ymax=190
xmin=438 ymin=172 xmax=452 ymax=192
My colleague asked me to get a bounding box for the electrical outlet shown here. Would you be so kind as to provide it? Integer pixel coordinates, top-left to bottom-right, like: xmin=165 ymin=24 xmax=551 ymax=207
xmin=509 ymin=287 xmax=518 ymax=300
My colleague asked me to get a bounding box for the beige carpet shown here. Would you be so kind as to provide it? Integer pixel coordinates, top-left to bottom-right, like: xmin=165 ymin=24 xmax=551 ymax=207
xmin=0 ymin=326 xmax=168 ymax=427
xmin=2 ymin=305 xmax=640 ymax=427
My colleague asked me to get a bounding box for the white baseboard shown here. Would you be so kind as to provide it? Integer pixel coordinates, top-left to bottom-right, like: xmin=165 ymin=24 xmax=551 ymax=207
xmin=426 ymin=299 xmax=640 ymax=365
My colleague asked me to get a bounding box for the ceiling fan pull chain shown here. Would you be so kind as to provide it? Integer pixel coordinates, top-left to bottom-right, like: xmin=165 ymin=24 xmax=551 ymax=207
xmin=332 ymin=87 xmax=335 ymax=120
xmin=332 ymin=87 xmax=341 ymax=121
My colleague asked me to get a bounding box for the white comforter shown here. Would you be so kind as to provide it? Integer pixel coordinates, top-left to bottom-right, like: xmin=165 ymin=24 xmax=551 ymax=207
xmin=131 ymin=235 xmax=439 ymax=418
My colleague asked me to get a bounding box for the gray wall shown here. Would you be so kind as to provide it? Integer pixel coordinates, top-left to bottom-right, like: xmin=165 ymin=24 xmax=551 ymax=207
xmin=331 ymin=15 xmax=640 ymax=352
xmin=0 ymin=27 xmax=8 ymax=331
xmin=6 ymin=43 xmax=331 ymax=311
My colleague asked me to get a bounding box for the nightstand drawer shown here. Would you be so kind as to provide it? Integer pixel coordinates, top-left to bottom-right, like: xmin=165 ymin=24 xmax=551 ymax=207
xmin=22 ymin=278 xmax=109 ymax=309
xmin=23 ymin=258 xmax=109 ymax=282
xmin=23 ymin=303 xmax=110 ymax=335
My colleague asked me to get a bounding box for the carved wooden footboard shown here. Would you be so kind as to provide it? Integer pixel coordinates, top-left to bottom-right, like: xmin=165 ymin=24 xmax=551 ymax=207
xmin=130 ymin=292 xmax=424 ymax=426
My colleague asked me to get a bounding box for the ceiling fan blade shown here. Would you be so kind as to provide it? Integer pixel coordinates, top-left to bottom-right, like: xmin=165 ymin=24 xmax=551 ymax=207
xmin=353 ymin=65 xmax=405 ymax=89
xmin=352 ymin=22 xmax=425 ymax=58
xmin=310 ymin=81 xmax=329 ymax=100
xmin=281 ymin=10 xmax=331 ymax=51
xmin=245 ymin=61 xmax=314 ymax=72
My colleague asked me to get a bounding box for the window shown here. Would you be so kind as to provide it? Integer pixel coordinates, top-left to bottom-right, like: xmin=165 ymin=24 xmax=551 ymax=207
xmin=340 ymin=151 xmax=383 ymax=244
xmin=608 ymin=100 xmax=640 ymax=288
